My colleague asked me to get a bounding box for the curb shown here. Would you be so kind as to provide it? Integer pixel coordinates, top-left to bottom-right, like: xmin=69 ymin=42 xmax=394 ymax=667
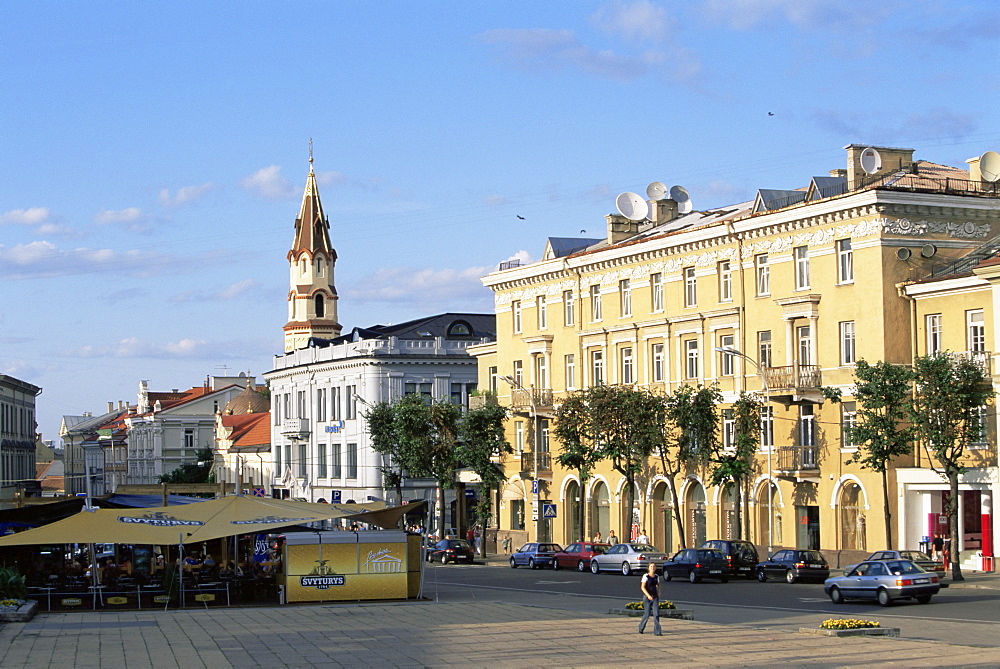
xmin=608 ymin=608 xmax=693 ymax=620
xmin=799 ymin=627 xmax=900 ymax=638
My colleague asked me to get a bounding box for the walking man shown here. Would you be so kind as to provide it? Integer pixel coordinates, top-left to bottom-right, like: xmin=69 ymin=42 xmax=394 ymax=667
xmin=607 ymin=530 xmax=619 ymax=545
xmin=638 ymin=562 xmax=662 ymax=636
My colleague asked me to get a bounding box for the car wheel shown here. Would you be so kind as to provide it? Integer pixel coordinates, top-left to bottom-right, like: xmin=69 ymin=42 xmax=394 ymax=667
xmin=553 ymin=559 xmax=560 ymax=571
xmin=528 ymin=558 xmax=536 ymax=570
xmin=577 ymin=560 xmax=586 ymax=572
xmin=756 ymin=569 xmax=767 ymax=583
xmin=829 ymin=586 xmax=844 ymax=604
xmin=440 ymin=554 xmax=448 ymax=565
xmin=877 ymin=588 xmax=893 ymax=607
xmin=785 ymin=570 xmax=797 ymax=584
xmin=720 ymin=577 xmax=729 ymax=584
xmin=689 ymin=569 xmax=700 ymax=584
xmin=590 ymin=560 xmax=600 ymax=574
xmin=916 ymin=595 xmax=932 ymax=604
xmin=621 ymin=562 xmax=632 ymax=576
xmin=510 ymin=557 xmax=517 ymax=569
xmin=663 ymin=570 xmax=672 ymax=582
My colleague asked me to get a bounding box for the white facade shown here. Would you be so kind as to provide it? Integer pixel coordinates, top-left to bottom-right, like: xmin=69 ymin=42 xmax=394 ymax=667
xmin=125 ymin=379 xmax=249 ymax=484
xmin=0 ymin=374 xmax=42 ymax=495
xmin=265 ymin=325 xmax=490 ymax=506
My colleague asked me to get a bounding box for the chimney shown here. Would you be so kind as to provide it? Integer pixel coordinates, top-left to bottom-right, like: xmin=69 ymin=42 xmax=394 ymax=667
xmin=650 ymin=199 xmax=679 ymax=226
xmin=844 ymin=144 xmax=915 ymax=191
xmin=967 ymin=155 xmax=983 ymax=182
xmin=107 ymin=401 xmax=114 ymax=413
xmin=606 ymin=214 xmax=641 ymax=245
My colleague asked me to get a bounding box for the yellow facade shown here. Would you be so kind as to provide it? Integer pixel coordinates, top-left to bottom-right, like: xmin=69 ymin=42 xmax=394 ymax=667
xmin=472 ymin=144 xmax=1000 ymax=566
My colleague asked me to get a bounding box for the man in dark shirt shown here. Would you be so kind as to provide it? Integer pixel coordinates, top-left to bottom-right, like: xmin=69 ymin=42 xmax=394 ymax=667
xmin=638 ymin=562 xmax=662 ymax=635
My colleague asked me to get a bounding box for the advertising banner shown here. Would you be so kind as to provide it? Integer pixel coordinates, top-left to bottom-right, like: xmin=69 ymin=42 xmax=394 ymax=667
xmin=284 ymin=531 xmax=409 ymax=602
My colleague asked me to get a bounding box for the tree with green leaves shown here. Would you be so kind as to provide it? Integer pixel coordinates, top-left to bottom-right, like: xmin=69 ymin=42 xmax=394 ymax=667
xmin=159 ymin=447 xmax=215 ymax=484
xmin=659 ymin=384 xmax=721 ymax=548
xmin=848 ymin=359 xmax=915 ymax=550
xmin=365 ymin=399 xmax=409 ymax=513
xmin=365 ymin=393 xmax=462 ymax=536
xmin=707 ymin=392 xmax=762 ymax=541
xmin=911 ymin=353 xmax=994 ymax=581
xmin=554 ymin=391 xmax=603 ymax=542
xmin=586 ymin=385 xmax=665 ymax=542
xmin=457 ymin=395 xmax=511 ymax=541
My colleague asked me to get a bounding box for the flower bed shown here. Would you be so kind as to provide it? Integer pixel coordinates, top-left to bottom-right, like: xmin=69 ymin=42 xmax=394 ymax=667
xmin=800 ymin=619 xmax=899 ymax=638
xmin=0 ymin=599 xmax=38 ymax=623
xmin=609 ymin=601 xmax=692 ymax=620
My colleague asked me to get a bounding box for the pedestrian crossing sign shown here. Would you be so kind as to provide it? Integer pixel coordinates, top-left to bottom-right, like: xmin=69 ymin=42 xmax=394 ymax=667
xmin=542 ymin=504 xmax=557 ymax=518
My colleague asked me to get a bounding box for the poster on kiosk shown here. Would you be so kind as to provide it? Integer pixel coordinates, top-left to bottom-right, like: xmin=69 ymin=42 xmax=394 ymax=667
xmin=283 ymin=530 xmax=413 ymax=602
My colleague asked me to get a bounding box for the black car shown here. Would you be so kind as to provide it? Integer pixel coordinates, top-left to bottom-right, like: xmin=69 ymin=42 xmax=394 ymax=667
xmin=426 ymin=539 xmax=475 ymax=564
xmin=662 ymin=548 xmax=729 ymax=583
xmin=701 ymin=540 xmax=760 ymax=578
xmin=756 ymin=549 xmax=830 ymax=583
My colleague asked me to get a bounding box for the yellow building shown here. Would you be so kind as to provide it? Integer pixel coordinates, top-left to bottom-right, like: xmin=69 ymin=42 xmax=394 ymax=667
xmin=471 ymin=144 xmax=1000 ymax=568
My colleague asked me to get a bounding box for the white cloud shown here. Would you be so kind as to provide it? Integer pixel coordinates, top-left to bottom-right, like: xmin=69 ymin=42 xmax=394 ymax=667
xmin=478 ymin=4 xmax=700 ymax=85
xmin=158 ymin=182 xmax=216 ymax=207
xmin=67 ymin=335 xmax=275 ymax=361
xmin=0 ymin=207 xmax=76 ymax=237
xmin=698 ymin=0 xmax=891 ymax=31
xmin=241 ymin=165 xmax=298 ymax=200
xmin=94 ymin=207 xmax=151 ymax=233
xmin=0 ymin=241 xmax=168 ymax=279
xmin=316 ymin=171 xmax=348 ymax=188
xmin=346 ymin=262 xmax=499 ymax=311
xmin=0 ymin=207 xmax=50 ymax=225
xmin=169 ymin=279 xmax=261 ymax=303
xmin=811 ymin=107 xmax=977 ymax=144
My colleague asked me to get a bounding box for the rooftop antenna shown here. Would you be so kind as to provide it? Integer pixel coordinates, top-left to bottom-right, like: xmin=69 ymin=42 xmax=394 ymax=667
xmin=979 ymin=150 xmax=1000 ymax=182
xmin=669 ymin=185 xmax=693 ymax=214
xmin=615 ymin=192 xmax=649 ymax=221
xmin=860 ymin=147 xmax=882 ymax=175
xmin=646 ymin=181 xmax=668 ymax=200
xmin=309 ymin=137 xmax=314 ymax=174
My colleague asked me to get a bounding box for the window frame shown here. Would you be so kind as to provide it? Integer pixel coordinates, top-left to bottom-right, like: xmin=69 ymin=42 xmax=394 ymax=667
xmin=512 ymin=300 xmax=522 ymax=334
xmin=590 ymin=285 xmax=602 ymax=321
xmin=565 ymin=354 xmax=576 ymax=390
xmin=619 ymin=279 xmax=632 ymax=317
xmin=620 ymin=347 xmax=634 ymax=384
xmin=794 ymin=246 xmax=810 ymax=290
xmin=755 ymin=254 xmax=770 ymax=296
xmin=563 ymin=290 xmax=575 ymax=326
xmin=652 ymin=343 xmax=665 ymax=383
xmin=685 ymin=339 xmax=699 ymax=379
xmin=684 ymin=267 xmax=697 ymax=307
xmin=718 ymin=260 xmax=732 ymax=302
xmin=651 ymin=273 xmax=664 ymax=312
xmin=967 ymin=309 xmax=985 ymax=353
xmin=719 ymin=334 xmax=735 ymax=376
xmin=837 ymin=238 xmax=854 ymax=284
xmin=840 ymin=320 xmax=856 ymax=365
xmin=926 ymin=314 xmax=942 ymax=355
xmin=537 ymin=295 xmax=547 ymax=330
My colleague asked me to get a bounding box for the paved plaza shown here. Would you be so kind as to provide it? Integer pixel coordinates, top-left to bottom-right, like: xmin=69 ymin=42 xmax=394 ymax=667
xmin=1 ymin=598 xmax=998 ymax=668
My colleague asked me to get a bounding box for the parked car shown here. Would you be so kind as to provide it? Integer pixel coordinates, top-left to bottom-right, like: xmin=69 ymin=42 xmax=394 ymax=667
xmin=701 ymin=539 xmax=760 ymax=578
xmin=844 ymin=550 xmax=945 ymax=576
xmin=589 ymin=543 xmax=669 ymax=576
xmin=426 ymin=539 xmax=475 ymax=564
xmin=662 ymin=548 xmax=730 ymax=583
xmin=755 ymin=549 xmax=830 ymax=583
xmin=510 ymin=543 xmax=563 ymax=569
xmin=553 ymin=542 xmax=610 ymax=572
xmin=824 ymin=559 xmax=941 ymax=606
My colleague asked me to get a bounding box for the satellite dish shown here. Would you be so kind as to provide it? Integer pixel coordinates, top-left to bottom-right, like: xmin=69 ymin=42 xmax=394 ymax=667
xmin=860 ymin=147 xmax=882 ymax=175
xmin=646 ymin=181 xmax=668 ymax=200
xmin=616 ymin=192 xmax=649 ymax=221
xmin=669 ymin=185 xmax=693 ymax=214
xmin=980 ymin=150 xmax=1000 ymax=182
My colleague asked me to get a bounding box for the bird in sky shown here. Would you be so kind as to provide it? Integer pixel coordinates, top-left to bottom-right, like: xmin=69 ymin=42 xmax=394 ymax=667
xmin=768 ymin=112 xmax=775 ymax=116
xmin=516 ymin=215 xmax=525 ymax=220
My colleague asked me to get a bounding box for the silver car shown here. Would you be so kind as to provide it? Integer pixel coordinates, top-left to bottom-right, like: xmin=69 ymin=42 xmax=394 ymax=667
xmin=589 ymin=542 xmax=668 ymax=576
xmin=824 ymin=559 xmax=941 ymax=606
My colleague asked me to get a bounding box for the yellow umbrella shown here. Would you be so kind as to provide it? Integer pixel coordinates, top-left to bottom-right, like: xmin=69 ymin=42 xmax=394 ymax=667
xmin=0 ymin=496 xmax=424 ymax=546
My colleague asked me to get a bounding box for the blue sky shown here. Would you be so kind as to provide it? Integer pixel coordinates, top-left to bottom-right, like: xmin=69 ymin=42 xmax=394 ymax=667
xmin=3 ymin=1 xmax=999 ymax=442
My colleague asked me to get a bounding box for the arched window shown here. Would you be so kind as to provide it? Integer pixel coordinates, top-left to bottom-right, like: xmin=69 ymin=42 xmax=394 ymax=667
xmin=315 ymin=257 xmax=324 ymax=278
xmin=299 ymin=258 xmax=307 ymax=276
xmin=447 ymin=321 xmax=472 ymax=337
xmin=840 ymin=482 xmax=865 ymax=550
xmin=314 ymin=295 xmax=325 ymax=318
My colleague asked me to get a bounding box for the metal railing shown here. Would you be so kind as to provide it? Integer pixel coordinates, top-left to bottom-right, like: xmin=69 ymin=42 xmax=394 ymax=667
xmin=520 ymin=452 xmax=552 ymax=473
xmin=945 ymin=350 xmax=992 ymax=374
xmin=777 ymin=445 xmax=818 ymax=471
xmin=499 ymin=259 xmax=522 ymax=271
xmin=509 ymin=388 xmax=554 ymax=411
xmin=763 ymin=365 xmax=822 ymax=390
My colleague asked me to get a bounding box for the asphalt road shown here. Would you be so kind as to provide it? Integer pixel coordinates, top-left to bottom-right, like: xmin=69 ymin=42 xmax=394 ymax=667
xmin=420 ymin=561 xmax=1000 ymax=648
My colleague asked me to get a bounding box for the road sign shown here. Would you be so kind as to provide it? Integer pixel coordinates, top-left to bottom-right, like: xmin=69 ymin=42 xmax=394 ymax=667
xmin=542 ymin=504 xmax=557 ymax=519
xmin=331 ymin=490 xmax=342 ymax=504
xmin=251 ymin=487 xmax=266 ymax=497
xmin=532 ymin=480 xmax=539 ymax=495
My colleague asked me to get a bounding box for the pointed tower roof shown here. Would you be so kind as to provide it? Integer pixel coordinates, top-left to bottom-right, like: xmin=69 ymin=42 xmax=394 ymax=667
xmin=288 ymin=144 xmax=336 ymax=261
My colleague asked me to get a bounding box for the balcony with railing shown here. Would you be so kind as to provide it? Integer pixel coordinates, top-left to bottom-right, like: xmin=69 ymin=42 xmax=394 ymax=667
xmin=281 ymin=418 xmax=311 ymax=440
xmin=468 ymin=394 xmax=498 ymax=410
xmin=775 ymin=445 xmax=819 ymax=480
xmin=509 ymin=388 xmax=555 ymax=413
xmin=945 ymin=350 xmax=992 ymax=375
xmin=520 ymin=451 xmax=552 ymax=475
xmin=762 ymin=365 xmax=823 ymax=405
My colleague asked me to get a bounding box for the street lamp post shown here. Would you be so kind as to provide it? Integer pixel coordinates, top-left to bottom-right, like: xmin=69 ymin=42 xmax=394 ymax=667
xmin=716 ymin=347 xmax=774 ymax=556
xmin=500 ymin=375 xmax=539 ymax=543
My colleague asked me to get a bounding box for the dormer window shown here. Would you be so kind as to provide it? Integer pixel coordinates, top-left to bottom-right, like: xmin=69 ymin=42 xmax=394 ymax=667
xmin=447 ymin=321 xmax=473 ymax=337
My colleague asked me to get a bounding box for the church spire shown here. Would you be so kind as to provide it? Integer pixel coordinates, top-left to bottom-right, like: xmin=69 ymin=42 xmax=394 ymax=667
xmin=283 ymin=142 xmax=341 ymax=352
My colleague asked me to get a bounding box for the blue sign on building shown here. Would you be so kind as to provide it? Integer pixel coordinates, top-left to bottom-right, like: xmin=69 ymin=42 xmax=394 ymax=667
xmin=331 ymin=490 xmax=342 ymax=504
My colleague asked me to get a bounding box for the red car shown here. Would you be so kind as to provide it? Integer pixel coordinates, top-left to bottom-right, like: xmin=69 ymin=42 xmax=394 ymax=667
xmin=553 ymin=542 xmax=611 ymax=572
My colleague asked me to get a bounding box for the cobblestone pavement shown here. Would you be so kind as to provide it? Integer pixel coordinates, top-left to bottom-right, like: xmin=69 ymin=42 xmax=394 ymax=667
xmin=2 ymin=600 xmax=999 ymax=668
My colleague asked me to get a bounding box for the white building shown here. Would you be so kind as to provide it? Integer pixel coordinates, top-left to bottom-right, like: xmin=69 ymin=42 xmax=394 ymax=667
xmin=125 ymin=375 xmax=254 ymax=484
xmin=1 ymin=374 xmax=42 ymax=498
xmin=265 ymin=155 xmax=495 ymax=522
